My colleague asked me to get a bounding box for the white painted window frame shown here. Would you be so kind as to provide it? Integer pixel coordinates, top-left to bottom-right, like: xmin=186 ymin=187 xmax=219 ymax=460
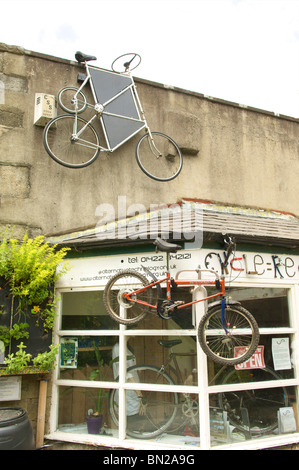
xmin=47 ymin=278 xmax=299 ymax=450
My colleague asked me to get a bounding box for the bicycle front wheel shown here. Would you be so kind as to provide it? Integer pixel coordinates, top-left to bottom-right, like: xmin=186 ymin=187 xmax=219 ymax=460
xmin=109 ymin=364 xmax=179 ymax=439
xmin=136 ymin=132 xmax=183 ymax=182
xmin=198 ymin=304 xmax=259 ymax=366
xmin=58 ymin=87 xmax=87 ymax=114
xmin=103 ymin=270 xmax=153 ymax=325
xmin=43 ymin=114 xmax=100 ymax=168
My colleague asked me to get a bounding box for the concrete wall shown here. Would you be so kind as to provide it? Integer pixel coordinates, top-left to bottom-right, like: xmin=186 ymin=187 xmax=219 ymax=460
xmin=0 ymin=42 xmax=298 ymax=240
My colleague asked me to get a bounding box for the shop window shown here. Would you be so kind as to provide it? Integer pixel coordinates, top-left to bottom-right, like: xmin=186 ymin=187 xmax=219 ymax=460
xmin=51 ymin=285 xmax=299 ymax=449
xmin=59 ymin=335 xmax=116 ymax=381
xmin=58 ymin=385 xmax=118 ymax=437
xmin=61 ymin=291 xmax=118 ymax=330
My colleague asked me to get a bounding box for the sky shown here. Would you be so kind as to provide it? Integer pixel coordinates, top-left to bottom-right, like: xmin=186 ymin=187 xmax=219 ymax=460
xmin=1 ymin=0 xmax=299 ymax=117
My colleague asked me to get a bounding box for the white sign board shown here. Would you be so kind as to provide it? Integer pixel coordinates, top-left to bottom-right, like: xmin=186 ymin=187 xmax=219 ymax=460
xmin=0 ymin=376 xmax=22 ymax=401
xmin=56 ymin=248 xmax=299 ymax=289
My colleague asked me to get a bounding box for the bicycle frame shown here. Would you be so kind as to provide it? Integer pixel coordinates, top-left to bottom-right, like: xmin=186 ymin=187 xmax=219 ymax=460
xmin=123 ymin=237 xmax=236 ymax=332
xmin=161 ymin=349 xmax=197 ymax=386
xmin=70 ymin=61 xmax=149 ymax=153
xmin=123 ymin=269 xmax=226 ymax=312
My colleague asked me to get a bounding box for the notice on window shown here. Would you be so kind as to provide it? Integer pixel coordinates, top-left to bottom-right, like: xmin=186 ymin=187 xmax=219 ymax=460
xmin=272 ymin=338 xmax=292 ymax=371
xmin=278 ymin=407 xmax=297 ymax=433
xmin=60 ymin=338 xmax=78 ymax=368
xmin=234 ymin=346 xmax=265 ymax=370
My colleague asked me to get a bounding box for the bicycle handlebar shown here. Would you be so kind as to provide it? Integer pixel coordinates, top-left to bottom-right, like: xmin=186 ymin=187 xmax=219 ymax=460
xmin=124 ymin=54 xmax=138 ymax=71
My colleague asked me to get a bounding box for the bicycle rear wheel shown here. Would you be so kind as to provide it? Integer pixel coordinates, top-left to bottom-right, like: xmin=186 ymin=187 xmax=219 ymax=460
xmin=43 ymin=114 xmax=100 ymax=168
xmin=103 ymin=270 xmax=153 ymax=325
xmin=109 ymin=364 xmax=179 ymax=439
xmin=136 ymin=132 xmax=183 ymax=182
xmin=197 ymin=304 xmax=259 ymax=366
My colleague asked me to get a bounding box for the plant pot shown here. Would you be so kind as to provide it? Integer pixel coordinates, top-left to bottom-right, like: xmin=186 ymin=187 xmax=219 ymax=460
xmin=86 ymin=414 xmax=103 ymax=434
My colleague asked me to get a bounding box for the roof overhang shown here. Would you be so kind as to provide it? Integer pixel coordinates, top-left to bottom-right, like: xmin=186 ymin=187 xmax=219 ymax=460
xmin=46 ymin=200 xmax=299 ymax=251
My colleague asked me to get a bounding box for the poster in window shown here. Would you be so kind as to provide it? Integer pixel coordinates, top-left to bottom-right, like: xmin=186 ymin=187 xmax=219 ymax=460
xmin=60 ymin=338 xmax=78 ymax=368
xmin=234 ymin=345 xmax=265 ymax=370
xmin=272 ymin=338 xmax=292 ymax=370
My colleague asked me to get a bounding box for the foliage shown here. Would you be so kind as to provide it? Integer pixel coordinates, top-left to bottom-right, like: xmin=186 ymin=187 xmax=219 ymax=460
xmin=4 ymin=342 xmax=59 ymax=374
xmin=0 ymin=229 xmax=70 ymax=374
xmin=31 ymin=297 xmax=59 ymax=332
xmin=32 ymin=344 xmax=59 ymax=372
xmin=85 ymin=344 xmax=118 ymax=415
xmin=4 ymin=342 xmax=32 ymax=374
xmin=0 ymin=323 xmax=29 ymax=348
xmin=0 ymin=232 xmax=69 ymax=307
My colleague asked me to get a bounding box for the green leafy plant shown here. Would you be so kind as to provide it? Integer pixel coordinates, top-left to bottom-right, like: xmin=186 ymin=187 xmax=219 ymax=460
xmin=0 ymin=323 xmax=29 ymax=348
xmin=0 ymin=325 xmax=10 ymax=347
xmin=0 ymin=233 xmax=69 ymax=308
xmin=31 ymin=296 xmax=59 ymax=332
xmin=84 ymin=344 xmax=118 ymax=416
xmin=0 ymin=230 xmax=70 ymax=374
xmin=4 ymin=342 xmax=59 ymax=374
xmin=86 ymin=345 xmax=132 ymax=416
xmin=4 ymin=342 xmax=32 ymax=374
xmin=32 ymin=344 xmax=59 ymax=372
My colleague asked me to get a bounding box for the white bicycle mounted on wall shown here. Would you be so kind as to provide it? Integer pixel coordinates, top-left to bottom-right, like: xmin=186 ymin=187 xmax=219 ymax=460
xmin=43 ymin=52 xmax=183 ymax=182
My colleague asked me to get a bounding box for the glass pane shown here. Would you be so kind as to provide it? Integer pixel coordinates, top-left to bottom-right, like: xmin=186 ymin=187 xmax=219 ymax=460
xmin=221 ymin=287 xmax=289 ymax=328
xmin=130 ymin=287 xmax=197 ymax=330
xmin=109 ymin=389 xmax=200 ymax=446
xmin=58 ymin=386 xmax=118 ymax=438
xmin=125 ymin=335 xmax=197 ymax=386
xmin=58 ymin=335 xmax=197 ymax=385
xmin=61 ymin=291 xmax=118 ymax=330
xmin=209 ymin=333 xmax=295 ymax=386
xmin=59 ymin=336 xmax=117 ymax=381
xmin=210 ymin=386 xmax=298 ymax=446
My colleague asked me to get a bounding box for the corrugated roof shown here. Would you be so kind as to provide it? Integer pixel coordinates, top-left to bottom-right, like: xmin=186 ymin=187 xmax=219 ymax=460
xmin=47 ymin=201 xmax=299 ymax=250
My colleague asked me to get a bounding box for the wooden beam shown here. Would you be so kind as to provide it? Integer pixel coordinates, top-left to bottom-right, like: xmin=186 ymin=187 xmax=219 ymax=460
xmin=36 ymin=379 xmax=48 ymax=449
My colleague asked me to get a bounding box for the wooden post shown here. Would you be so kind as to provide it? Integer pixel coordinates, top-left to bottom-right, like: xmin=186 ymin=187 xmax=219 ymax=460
xmin=36 ymin=378 xmax=48 ymax=449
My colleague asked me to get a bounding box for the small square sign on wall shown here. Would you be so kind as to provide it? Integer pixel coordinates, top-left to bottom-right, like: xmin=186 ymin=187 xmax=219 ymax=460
xmin=0 ymin=376 xmax=22 ymax=401
xmin=34 ymin=93 xmax=57 ymax=126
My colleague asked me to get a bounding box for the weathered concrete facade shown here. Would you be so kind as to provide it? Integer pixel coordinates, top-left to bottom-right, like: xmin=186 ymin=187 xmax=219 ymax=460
xmin=0 ymin=42 xmax=298 ymax=242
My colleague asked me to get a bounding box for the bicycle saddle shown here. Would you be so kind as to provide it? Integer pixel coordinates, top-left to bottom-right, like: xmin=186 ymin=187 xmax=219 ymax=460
xmin=158 ymin=340 xmax=182 ymax=349
xmin=75 ymin=51 xmax=97 ymax=63
xmin=154 ymin=237 xmax=182 ymax=253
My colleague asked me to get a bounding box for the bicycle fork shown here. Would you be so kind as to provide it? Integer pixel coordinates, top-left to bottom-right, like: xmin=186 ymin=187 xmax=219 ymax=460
xmin=221 ymin=297 xmax=230 ymax=335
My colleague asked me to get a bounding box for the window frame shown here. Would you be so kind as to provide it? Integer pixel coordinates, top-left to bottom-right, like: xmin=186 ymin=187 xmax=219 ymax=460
xmin=47 ymin=272 xmax=299 ymax=450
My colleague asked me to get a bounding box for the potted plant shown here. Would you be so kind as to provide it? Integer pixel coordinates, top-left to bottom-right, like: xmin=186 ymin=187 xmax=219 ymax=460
xmin=86 ymin=409 xmax=104 ymax=435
